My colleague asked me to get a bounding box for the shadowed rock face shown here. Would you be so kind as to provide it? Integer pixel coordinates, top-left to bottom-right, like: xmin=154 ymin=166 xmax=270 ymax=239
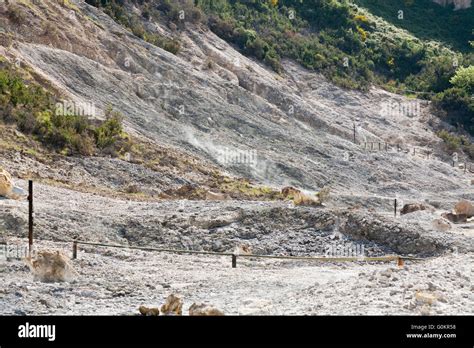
xmin=432 ymin=0 xmax=472 ymax=10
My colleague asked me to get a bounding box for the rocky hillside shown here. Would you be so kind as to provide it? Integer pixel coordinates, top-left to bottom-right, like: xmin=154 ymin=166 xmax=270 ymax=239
xmin=0 ymin=0 xmax=473 ymax=317
xmin=0 ymin=0 xmax=471 ymax=197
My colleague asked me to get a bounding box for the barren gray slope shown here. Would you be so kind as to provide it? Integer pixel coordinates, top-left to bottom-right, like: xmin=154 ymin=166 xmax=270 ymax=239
xmin=6 ymin=0 xmax=471 ymax=202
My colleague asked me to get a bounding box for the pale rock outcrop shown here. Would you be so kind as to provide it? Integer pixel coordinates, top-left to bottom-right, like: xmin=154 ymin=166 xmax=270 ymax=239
xmin=432 ymin=218 xmax=451 ymax=232
xmin=160 ymin=294 xmax=183 ymax=315
xmin=454 ymin=200 xmax=474 ymax=218
xmin=0 ymin=167 xmax=27 ymax=200
xmin=205 ymin=190 xmax=228 ymax=201
xmin=233 ymin=244 xmax=252 ymax=255
xmin=189 ymin=303 xmax=224 ymax=316
xmin=0 ymin=167 xmax=14 ymax=198
xmin=25 ymin=251 xmax=78 ymax=283
xmin=400 ymin=203 xmax=426 ymax=215
xmin=138 ymin=306 xmax=160 ymax=316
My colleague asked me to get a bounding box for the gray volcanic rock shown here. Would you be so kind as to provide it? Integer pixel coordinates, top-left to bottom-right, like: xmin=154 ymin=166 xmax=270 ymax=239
xmin=0 ymin=0 xmax=470 ymax=204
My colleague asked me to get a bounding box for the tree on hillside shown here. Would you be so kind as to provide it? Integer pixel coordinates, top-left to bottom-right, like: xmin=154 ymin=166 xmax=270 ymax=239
xmin=450 ymin=66 xmax=474 ymax=93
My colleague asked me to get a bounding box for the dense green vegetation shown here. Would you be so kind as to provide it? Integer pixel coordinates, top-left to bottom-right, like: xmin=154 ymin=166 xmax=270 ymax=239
xmin=0 ymin=62 xmax=129 ymax=156
xmin=199 ymin=0 xmax=375 ymax=88
xmin=353 ymin=0 xmax=474 ymax=52
xmin=195 ymin=0 xmax=473 ymax=138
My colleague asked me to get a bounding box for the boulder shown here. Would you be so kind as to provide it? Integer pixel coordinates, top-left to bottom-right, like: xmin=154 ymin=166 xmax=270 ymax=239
xmin=293 ymin=191 xmax=321 ymax=206
xmin=160 ymin=294 xmax=183 ymax=315
xmin=0 ymin=167 xmax=26 ymax=200
xmin=441 ymin=212 xmax=467 ymax=224
xmin=281 ymin=186 xmax=322 ymax=206
xmin=189 ymin=303 xmax=224 ymax=316
xmin=233 ymin=244 xmax=252 ymax=255
xmin=25 ymin=250 xmax=78 ymax=282
xmin=454 ymin=200 xmax=474 ymax=218
xmin=138 ymin=306 xmax=160 ymax=316
xmin=205 ymin=190 xmax=228 ymax=201
xmin=432 ymin=218 xmax=451 ymax=232
xmin=281 ymin=186 xmax=301 ymax=198
xmin=400 ymin=203 xmax=426 ymax=215
xmin=0 ymin=167 xmax=13 ymax=198
xmin=415 ymin=291 xmax=438 ymax=305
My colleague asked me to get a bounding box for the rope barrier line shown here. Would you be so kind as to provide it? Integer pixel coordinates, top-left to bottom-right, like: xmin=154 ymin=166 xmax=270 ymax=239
xmin=70 ymin=239 xmax=427 ymax=265
xmin=5 ymin=237 xmax=428 ymax=268
xmin=74 ymin=240 xmax=234 ymax=257
xmin=74 ymin=239 xmax=398 ymax=261
xmin=5 ymin=234 xmax=429 ymax=268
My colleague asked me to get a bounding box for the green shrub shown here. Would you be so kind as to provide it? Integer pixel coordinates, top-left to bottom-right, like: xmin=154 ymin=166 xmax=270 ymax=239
xmin=0 ymin=64 xmax=129 ymax=157
xmin=450 ymin=66 xmax=474 ymax=93
xmin=7 ymin=4 xmax=26 ymax=24
xmin=95 ymin=106 xmax=124 ymax=149
xmin=437 ymin=130 xmax=474 ymax=159
xmin=437 ymin=130 xmax=461 ymax=151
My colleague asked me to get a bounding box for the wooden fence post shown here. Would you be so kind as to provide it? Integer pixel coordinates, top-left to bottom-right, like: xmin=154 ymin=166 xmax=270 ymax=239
xmin=28 ymin=180 xmax=33 ymax=257
xmin=232 ymin=254 xmax=237 ymax=268
xmin=73 ymin=241 xmax=78 ymax=260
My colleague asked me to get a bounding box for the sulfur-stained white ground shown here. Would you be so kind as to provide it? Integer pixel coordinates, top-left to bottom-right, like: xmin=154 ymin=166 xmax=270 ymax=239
xmin=1 ymin=237 xmax=472 ymax=316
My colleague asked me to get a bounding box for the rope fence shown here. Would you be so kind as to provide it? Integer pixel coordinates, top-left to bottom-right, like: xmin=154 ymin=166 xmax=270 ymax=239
xmin=357 ymin=141 xmax=473 ymax=173
xmin=1 ymin=237 xmax=427 ymax=268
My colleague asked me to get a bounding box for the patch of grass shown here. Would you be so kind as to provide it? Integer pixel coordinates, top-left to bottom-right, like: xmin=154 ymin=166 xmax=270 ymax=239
xmin=437 ymin=130 xmax=473 ymax=159
xmin=57 ymin=0 xmax=80 ymax=11
xmin=213 ymin=175 xmax=282 ymax=200
xmin=0 ymin=61 xmax=131 ymax=157
xmin=7 ymin=4 xmax=27 ymax=24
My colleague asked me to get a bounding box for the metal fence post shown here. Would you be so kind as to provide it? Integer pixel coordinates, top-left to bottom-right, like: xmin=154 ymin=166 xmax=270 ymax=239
xmin=394 ymin=199 xmax=397 ymax=218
